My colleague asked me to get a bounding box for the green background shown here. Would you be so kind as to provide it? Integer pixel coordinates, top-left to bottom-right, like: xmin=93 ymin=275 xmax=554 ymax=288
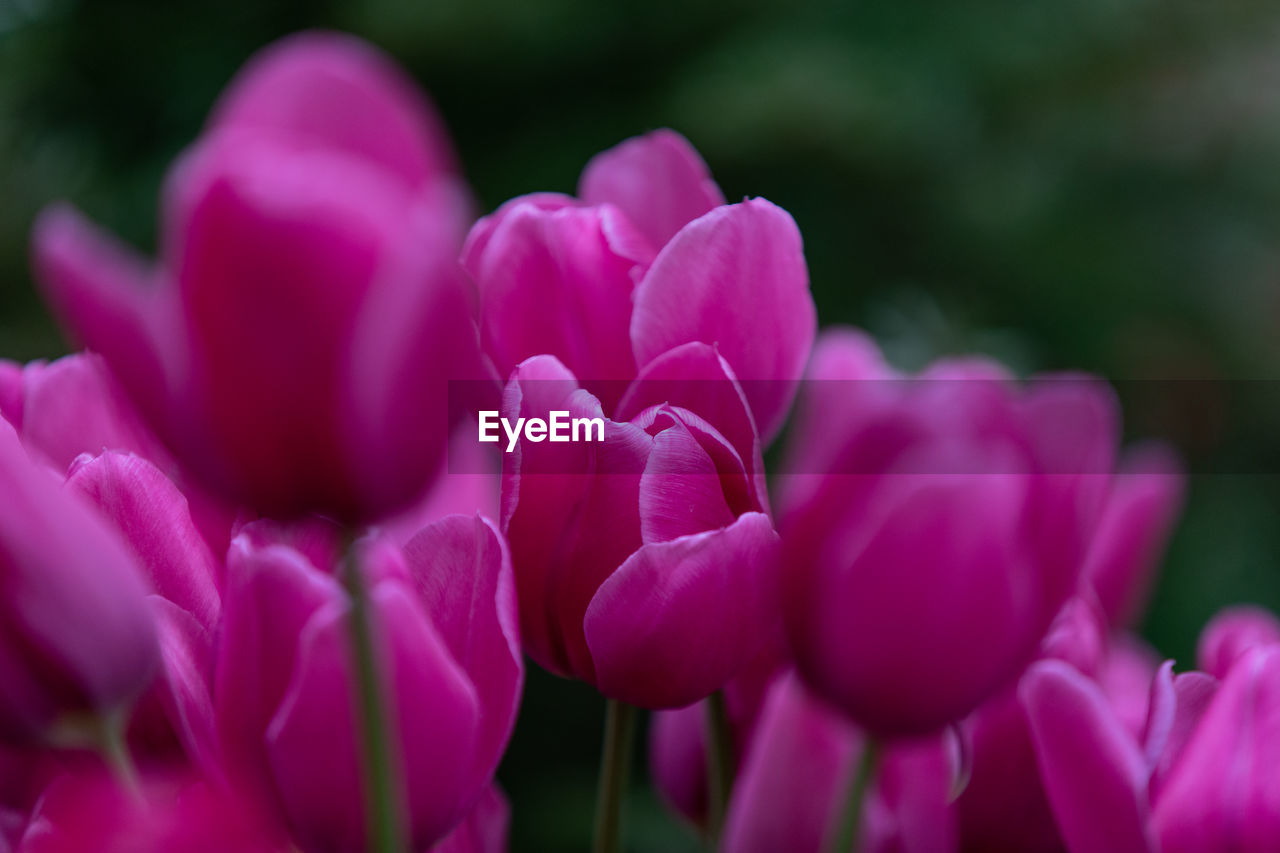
xmin=3 ymin=0 xmax=1280 ymax=848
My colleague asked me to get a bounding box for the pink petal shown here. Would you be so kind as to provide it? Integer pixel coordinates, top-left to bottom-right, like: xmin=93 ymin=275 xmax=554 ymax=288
xmin=213 ymin=537 xmax=343 ymax=803
xmin=1083 ymin=443 xmax=1184 ymax=627
xmin=1141 ymin=662 xmax=1218 ymax=801
xmin=584 ymin=512 xmax=781 ymax=708
xmin=65 ymin=451 xmax=220 ymax=631
xmin=30 ymin=205 xmax=175 ymax=436
xmin=500 ymin=357 xmax=650 ymax=681
xmin=143 ymin=597 xmax=220 ymax=779
xmin=649 ymin=702 xmax=710 ymax=826
xmin=463 ymin=200 xmax=647 ymax=409
xmin=578 ymin=129 xmax=725 ymax=250
xmin=638 ymin=415 xmax=738 ymax=544
xmin=617 ymin=341 xmax=767 ymax=512
xmin=721 ymin=672 xmax=862 ymax=853
xmin=1196 ymin=605 xmax=1280 ymax=679
xmin=266 ymin=582 xmax=481 ymax=851
xmin=0 ymin=360 xmax=21 ymax=428
xmin=429 ymin=785 xmax=510 ymax=853
xmin=630 ymin=199 xmax=815 ymax=443
xmin=399 ymin=515 xmax=523 ymax=797
xmin=1152 ymin=647 xmax=1280 ymax=852
xmin=0 ymin=420 xmax=158 ymax=737
xmin=1020 ymin=660 xmax=1155 ymax=853
xmin=209 ymin=30 xmax=458 ymax=187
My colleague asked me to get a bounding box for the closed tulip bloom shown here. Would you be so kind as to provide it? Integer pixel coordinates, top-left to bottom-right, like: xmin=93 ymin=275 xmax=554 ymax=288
xmin=0 ymin=420 xmax=158 ymax=741
xmin=213 ymin=514 xmax=522 ymax=851
xmin=33 ymin=32 xmax=482 ymax=522
xmin=502 ymin=350 xmax=781 ymax=708
xmin=721 ymin=671 xmax=957 ymax=853
xmin=780 ymin=328 xmax=1118 ymax=735
xmin=462 ymin=129 xmax=815 ymax=440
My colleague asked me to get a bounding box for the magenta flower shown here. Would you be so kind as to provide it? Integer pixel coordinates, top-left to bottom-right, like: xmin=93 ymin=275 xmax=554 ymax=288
xmin=0 ymin=420 xmax=158 ymax=742
xmin=462 ymin=129 xmax=815 ymax=440
xmin=213 ymin=514 xmax=522 ymax=851
xmin=719 ymin=671 xmax=957 ymax=853
xmin=32 ymin=32 xmax=482 ymax=522
xmin=779 ymin=328 xmax=1118 ymax=735
xmin=1195 ymin=604 xmax=1280 ymax=679
xmin=501 ymin=350 xmax=781 ymax=708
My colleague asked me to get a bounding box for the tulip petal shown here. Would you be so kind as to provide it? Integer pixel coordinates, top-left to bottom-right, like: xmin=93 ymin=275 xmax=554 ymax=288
xmin=1083 ymin=444 xmax=1184 ymax=627
xmin=66 ymin=451 xmax=220 ymax=632
xmin=630 ymin=198 xmax=815 ymax=443
xmin=145 ymin=597 xmax=220 ymax=779
xmin=1020 ymin=660 xmax=1155 ymax=853
xmin=464 ymin=200 xmax=647 ymax=409
xmin=1196 ymin=605 xmax=1280 ymax=680
xmin=584 ymin=512 xmax=781 ymax=708
xmin=429 ymin=785 xmax=510 ymax=853
xmin=0 ymin=360 xmax=21 ymax=429
xmin=649 ymin=703 xmax=710 ymax=826
xmin=1152 ymin=647 xmax=1280 ymax=852
xmin=638 ymin=416 xmax=737 ymax=544
xmin=30 ymin=205 xmax=175 ymax=435
xmin=578 ymin=129 xmax=725 ymax=250
xmin=266 ymin=582 xmax=481 ymax=851
xmin=214 ymin=538 xmax=343 ymax=798
xmin=500 ymin=357 xmax=650 ymax=681
xmin=721 ymin=672 xmax=862 ymax=853
xmin=400 ymin=515 xmax=523 ymax=797
xmin=1141 ymin=662 xmax=1217 ymax=801
xmin=210 ymin=30 xmax=458 ymax=186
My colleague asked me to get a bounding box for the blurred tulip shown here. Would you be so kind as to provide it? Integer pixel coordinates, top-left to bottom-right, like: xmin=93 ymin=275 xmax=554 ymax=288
xmin=1152 ymin=645 xmax=1280 ymax=851
xmin=720 ymin=671 xmax=957 ymax=853
xmin=462 ymin=129 xmax=814 ymax=440
xmin=0 ymin=420 xmax=158 ymax=741
xmin=429 ymin=786 xmax=510 ymax=853
xmin=33 ymin=32 xmax=482 ymax=522
xmin=779 ymin=328 xmax=1118 ymax=735
xmin=16 ymin=769 xmax=287 ymax=853
xmin=1195 ymin=604 xmax=1280 ymax=679
xmin=1082 ymin=444 xmax=1184 ymax=627
xmin=213 ymin=514 xmax=522 ymax=851
xmin=501 ymin=352 xmax=780 ymax=708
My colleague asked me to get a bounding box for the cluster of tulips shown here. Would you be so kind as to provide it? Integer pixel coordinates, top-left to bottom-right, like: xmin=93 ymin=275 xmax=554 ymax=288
xmin=1 ymin=28 xmax=1276 ymax=853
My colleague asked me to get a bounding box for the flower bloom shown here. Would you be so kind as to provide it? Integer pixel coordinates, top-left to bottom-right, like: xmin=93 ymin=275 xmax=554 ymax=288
xmin=213 ymin=514 xmax=522 ymax=851
xmin=462 ymin=129 xmax=815 ymax=442
xmin=720 ymin=671 xmax=957 ymax=853
xmin=501 ymin=350 xmax=780 ymax=708
xmin=779 ymin=328 xmax=1119 ymax=735
xmin=33 ymin=31 xmax=482 ymax=522
xmin=0 ymin=419 xmax=158 ymax=742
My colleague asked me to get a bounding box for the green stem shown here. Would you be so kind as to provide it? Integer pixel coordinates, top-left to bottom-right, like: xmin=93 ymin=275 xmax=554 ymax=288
xmin=828 ymin=739 xmax=880 ymax=853
xmin=593 ymin=699 xmax=638 ymax=853
xmin=99 ymin=712 xmax=141 ymax=796
xmin=341 ymin=539 xmax=407 ymax=853
xmin=704 ymin=690 xmax=735 ymax=844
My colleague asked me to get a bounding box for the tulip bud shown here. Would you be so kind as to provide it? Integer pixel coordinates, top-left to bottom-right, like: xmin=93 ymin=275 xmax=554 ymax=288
xmin=781 ymin=329 xmax=1118 ymax=735
xmin=33 ymin=32 xmax=482 ymax=522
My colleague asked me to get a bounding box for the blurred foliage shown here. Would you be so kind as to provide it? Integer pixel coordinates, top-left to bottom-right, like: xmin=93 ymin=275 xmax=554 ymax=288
xmin=4 ymin=0 xmax=1280 ymax=848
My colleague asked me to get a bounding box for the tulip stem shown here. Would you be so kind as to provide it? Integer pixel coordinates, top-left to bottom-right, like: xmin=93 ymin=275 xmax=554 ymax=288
xmin=593 ymin=699 xmax=637 ymax=853
xmin=705 ymin=690 xmax=734 ymax=843
xmin=829 ymin=739 xmax=880 ymax=853
xmin=341 ymin=539 xmax=407 ymax=853
xmin=99 ymin=712 xmax=141 ymax=796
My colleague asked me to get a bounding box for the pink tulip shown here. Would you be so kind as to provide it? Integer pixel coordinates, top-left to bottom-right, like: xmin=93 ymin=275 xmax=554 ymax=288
xmin=779 ymin=328 xmax=1118 ymax=735
xmin=33 ymin=32 xmax=482 ymax=522
xmin=720 ymin=671 xmax=957 ymax=853
xmin=213 ymin=514 xmax=522 ymax=851
xmin=1081 ymin=444 xmax=1184 ymax=627
xmin=1021 ymin=657 xmax=1218 ymax=853
xmin=0 ymin=420 xmax=158 ymax=741
xmin=462 ymin=129 xmax=815 ymax=441
xmin=500 ymin=352 xmax=781 ymax=708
